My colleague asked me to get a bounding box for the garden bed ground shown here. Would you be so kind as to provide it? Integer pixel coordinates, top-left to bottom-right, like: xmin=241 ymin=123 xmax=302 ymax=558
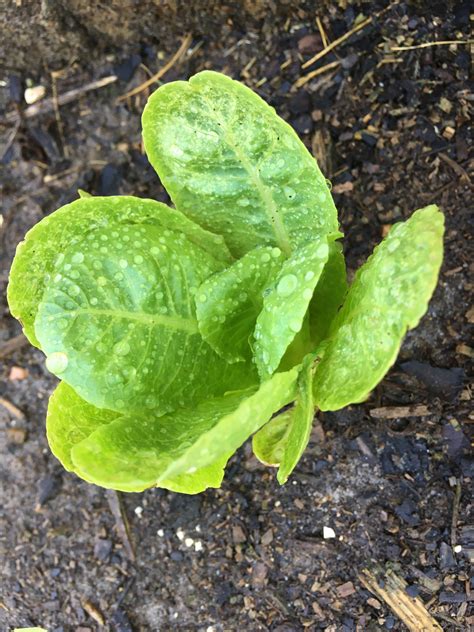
xmin=0 ymin=1 xmax=472 ymax=630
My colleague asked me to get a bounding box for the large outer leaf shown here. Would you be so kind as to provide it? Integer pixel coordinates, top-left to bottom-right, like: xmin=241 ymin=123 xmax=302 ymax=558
xmin=7 ymin=196 xmax=232 ymax=347
xmin=254 ymin=238 xmax=330 ymax=379
xmin=196 ymin=245 xmax=285 ymax=362
xmin=142 ymin=71 xmax=339 ymax=257
xmin=47 ymin=382 xmax=227 ymax=494
xmin=69 ymin=367 xmax=299 ymax=491
xmin=309 ymin=241 xmax=347 ymax=346
xmin=35 ymin=223 xmax=255 ymax=414
xmin=313 ymin=205 xmax=444 ymax=410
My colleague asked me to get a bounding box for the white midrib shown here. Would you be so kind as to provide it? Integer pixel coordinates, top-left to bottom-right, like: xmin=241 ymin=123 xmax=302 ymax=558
xmin=67 ymin=307 xmax=199 ymax=334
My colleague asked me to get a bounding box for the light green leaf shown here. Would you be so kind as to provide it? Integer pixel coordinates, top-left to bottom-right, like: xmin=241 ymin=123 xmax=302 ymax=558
xmin=253 ymin=354 xmax=316 ymax=483
xmin=47 ymin=382 xmax=227 ymax=493
xmin=71 ymin=367 xmax=299 ymax=491
xmin=7 ymin=196 xmax=232 ymax=347
xmin=252 ymin=409 xmax=293 ymax=466
xmin=142 ymin=70 xmax=339 ymax=257
xmin=254 ymin=238 xmax=331 ymax=379
xmin=196 ymin=245 xmax=285 ymax=361
xmin=313 ymin=205 xmax=444 ymax=410
xmin=35 ymin=222 xmax=255 ymax=414
xmin=277 ymin=355 xmax=315 ymax=484
xmin=309 ymin=241 xmax=347 ymax=346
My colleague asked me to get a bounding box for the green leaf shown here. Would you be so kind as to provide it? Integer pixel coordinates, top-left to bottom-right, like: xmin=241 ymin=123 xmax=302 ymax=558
xmin=253 ymin=354 xmax=316 ymax=483
xmin=196 ymin=245 xmax=285 ymax=361
xmin=277 ymin=355 xmax=315 ymax=484
xmin=35 ymin=222 xmax=255 ymax=414
xmin=142 ymin=70 xmax=339 ymax=258
xmin=7 ymin=196 xmax=232 ymax=347
xmin=254 ymin=238 xmax=331 ymax=379
xmin=309 ymin=241 xmax=347 ymax=346
xmin=47 ymin=382 xmax=227 ymax=494
xmin=313 ymin=205 xmax=444 ymax=410
xmin=252 ymin=409 xmax=293 ymax=466
xmin=70 ymin=366 xmax=299 ymax=491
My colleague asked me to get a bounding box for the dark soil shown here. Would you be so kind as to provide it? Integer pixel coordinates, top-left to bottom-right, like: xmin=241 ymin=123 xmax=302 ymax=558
xmin=1 ymin=2 xmax=472 ymax=631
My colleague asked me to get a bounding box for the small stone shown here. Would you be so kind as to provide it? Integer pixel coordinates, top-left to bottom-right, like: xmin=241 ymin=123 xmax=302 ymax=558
xmin=298 ymin=33 xmax=322 ymax=55
xmin=94 ymin=538 xmax=112 ymax=561
xmin=261 ymin=528 xmax=274 ymax=546
xmin=232 ymin=525 xmax=246 ymax=544
xmin=323 ymin=526 xmax=336 ymax=539
xmin=24 ymin=85 xmax=46 ymax=104
xmin=8 ymin=366 xmax=28 ymax=381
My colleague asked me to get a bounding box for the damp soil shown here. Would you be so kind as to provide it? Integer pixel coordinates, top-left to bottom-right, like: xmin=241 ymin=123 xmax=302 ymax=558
xmin=0 ymin=2 xmax=472 ymax=631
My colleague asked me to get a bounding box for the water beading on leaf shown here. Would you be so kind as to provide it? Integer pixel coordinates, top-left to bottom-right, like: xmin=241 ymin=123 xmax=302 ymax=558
xmin=47 ymin=382 xmax=228 ymax=494
xmin=142 ymin=71 xmax=339 ymax=257
xmin=313 ymin=205 xmax=444 ymax=410
xmin=35 ymin=221 xmax=256 ymax=414
xmin=48 ymin=368 xmax=298 ymax=492
xmin=196 ymin=245 xmax=285 ymax=362
xmin=7 ymin=196 xmax=232 ymax=347
xmin=254 ymin=237 xmax=332 ymax=379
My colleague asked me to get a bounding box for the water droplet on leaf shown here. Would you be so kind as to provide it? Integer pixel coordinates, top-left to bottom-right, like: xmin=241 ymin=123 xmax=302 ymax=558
xmin=46 ymin=351 xmax=68 ymax=374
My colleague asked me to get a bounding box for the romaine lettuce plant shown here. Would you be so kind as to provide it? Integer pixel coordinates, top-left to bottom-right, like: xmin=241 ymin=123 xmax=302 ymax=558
xmin=7 ymin=71 xmax=444 ymax=494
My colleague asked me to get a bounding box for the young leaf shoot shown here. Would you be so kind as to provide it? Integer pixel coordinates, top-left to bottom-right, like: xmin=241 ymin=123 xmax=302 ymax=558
xmin=8 ymin=71 xmax=444 ymax=494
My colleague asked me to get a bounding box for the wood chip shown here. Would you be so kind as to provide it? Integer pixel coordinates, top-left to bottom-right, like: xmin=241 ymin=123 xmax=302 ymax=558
xmin=0 ymin=397 xmax=25 ymax=420
xmin=359 ymin=566 xmax=443 ymax=631
xmin=261 ymin=528 xmax=274 ymax=546
xmin=6 ymin=427 xmax=27 ymax=444
xmin=9 ymin=366 xmax=28 ymax=381
xmin=82 ymin=599 xmax=105 ymax=625
xmin=232 ymin=525 xmax=247 ymax=544
xmin=369 ymin=405 xmax=430 ymax=419
xmin=336 ymin=581 xmax=356 ymax=598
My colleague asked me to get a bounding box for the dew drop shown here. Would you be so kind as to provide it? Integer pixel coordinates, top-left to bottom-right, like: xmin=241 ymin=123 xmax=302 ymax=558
xmin=54 ymin=274 xmax=62 ymax=283
xmin=237 ymin=198 xmax=250 ymax=207
xmin=71 ymin=252 xmax=84 ymax=264
xmin=305 ymin=271 xmax=315 ymax=281
xmin=119 ymin=259 xmax=128 ymax=269
xmin=114 ymin=340 xmax=130 ymax=356
xmin=134 ymin=255 xmax=144 ymax=264
xmin=170 ymin=144 xmax=184 ymax=158
xmin=277 ymin=274 xmax=298 ymax=297
xmin=284 ymin=186 xmax=296 ymax=199
xmin=198 ymin=293 xmax=207 ymax=303
xmin=261 ymin=252 xmax=271 ymax=263
xmin=316 ymin=243 xmax=329 ymax=259
xmin=68 ymin=284 xmax=80 ymax=297
xmin=303 ymin=288 xmax=313 ymax=300
xmin=46 ymin=351 xmax=68 ymax=374
xmin=387 ymin=239 xmax=400 ymax=253
xmin=90 ymin=297 xmax=98 ymax=305
xmin=289 ymin=320 xmax=301 ymax=333
xmin=271 ymin=247 xmax=282 ymax=258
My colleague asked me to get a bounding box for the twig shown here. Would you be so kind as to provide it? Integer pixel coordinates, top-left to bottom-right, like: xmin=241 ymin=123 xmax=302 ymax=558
xmin=0 ymin=396 xmax=25 ymax=420
xmin=438 ymin=153 xmax=472 ymax=184
xmin=316 ymin=16 xmax=329 ymax=48
xmin=359 ymin=566 xmax=443 ymax=631
xmin=451 ymin=479 xmax=461 ymax=548
xmin=118 ymin=33 xmax=192 ymax=101
xmin=369 ymin=404 xmax=430 ymax=419
xmin=4 ymin=76 xmax=117 ymax=123
xmin=392 ymin=40 xmax=473 ymax=52
xmin=106 ymin=489 xmax=136 ymax=561
xmin=302 ymin=16 xmax=372 ymax=69
xmin=51 ymin=69 xmax=69 ymax=159
xmin=293 ymin=60 xmax=341 ymax=89
xmin=0 ymin=334 xmax=28 ymax=359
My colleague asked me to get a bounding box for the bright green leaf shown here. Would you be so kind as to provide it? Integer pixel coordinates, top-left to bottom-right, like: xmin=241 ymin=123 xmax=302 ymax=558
xmin=253 ymin=354 xmax=316 ymax=483
xmin=7 ymin=196 xmax=232 ymax=347
xmin=277 ymin=354 xmax=315 ymax=484
xmin=313 ymin=205 xmax=444 ymax=410
xmin=196 ymin=245 xmax=285 ymax=361
xmin=254 ymin=238 xmax=331 ymax=379
xmin=35 ymin=222 xmax=255 ymax=414
xmin=252 ymin=409 xmax=293 ymax=466
xmin=142 ymin=70 xmax=339 ymax=257
xmin=309 ymin=241 xmax=347 ymax=346
xmin=71 ymin=366 xmax=299 ymax=491
xmin=47 ymin=382 xmax=227 ymax=494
